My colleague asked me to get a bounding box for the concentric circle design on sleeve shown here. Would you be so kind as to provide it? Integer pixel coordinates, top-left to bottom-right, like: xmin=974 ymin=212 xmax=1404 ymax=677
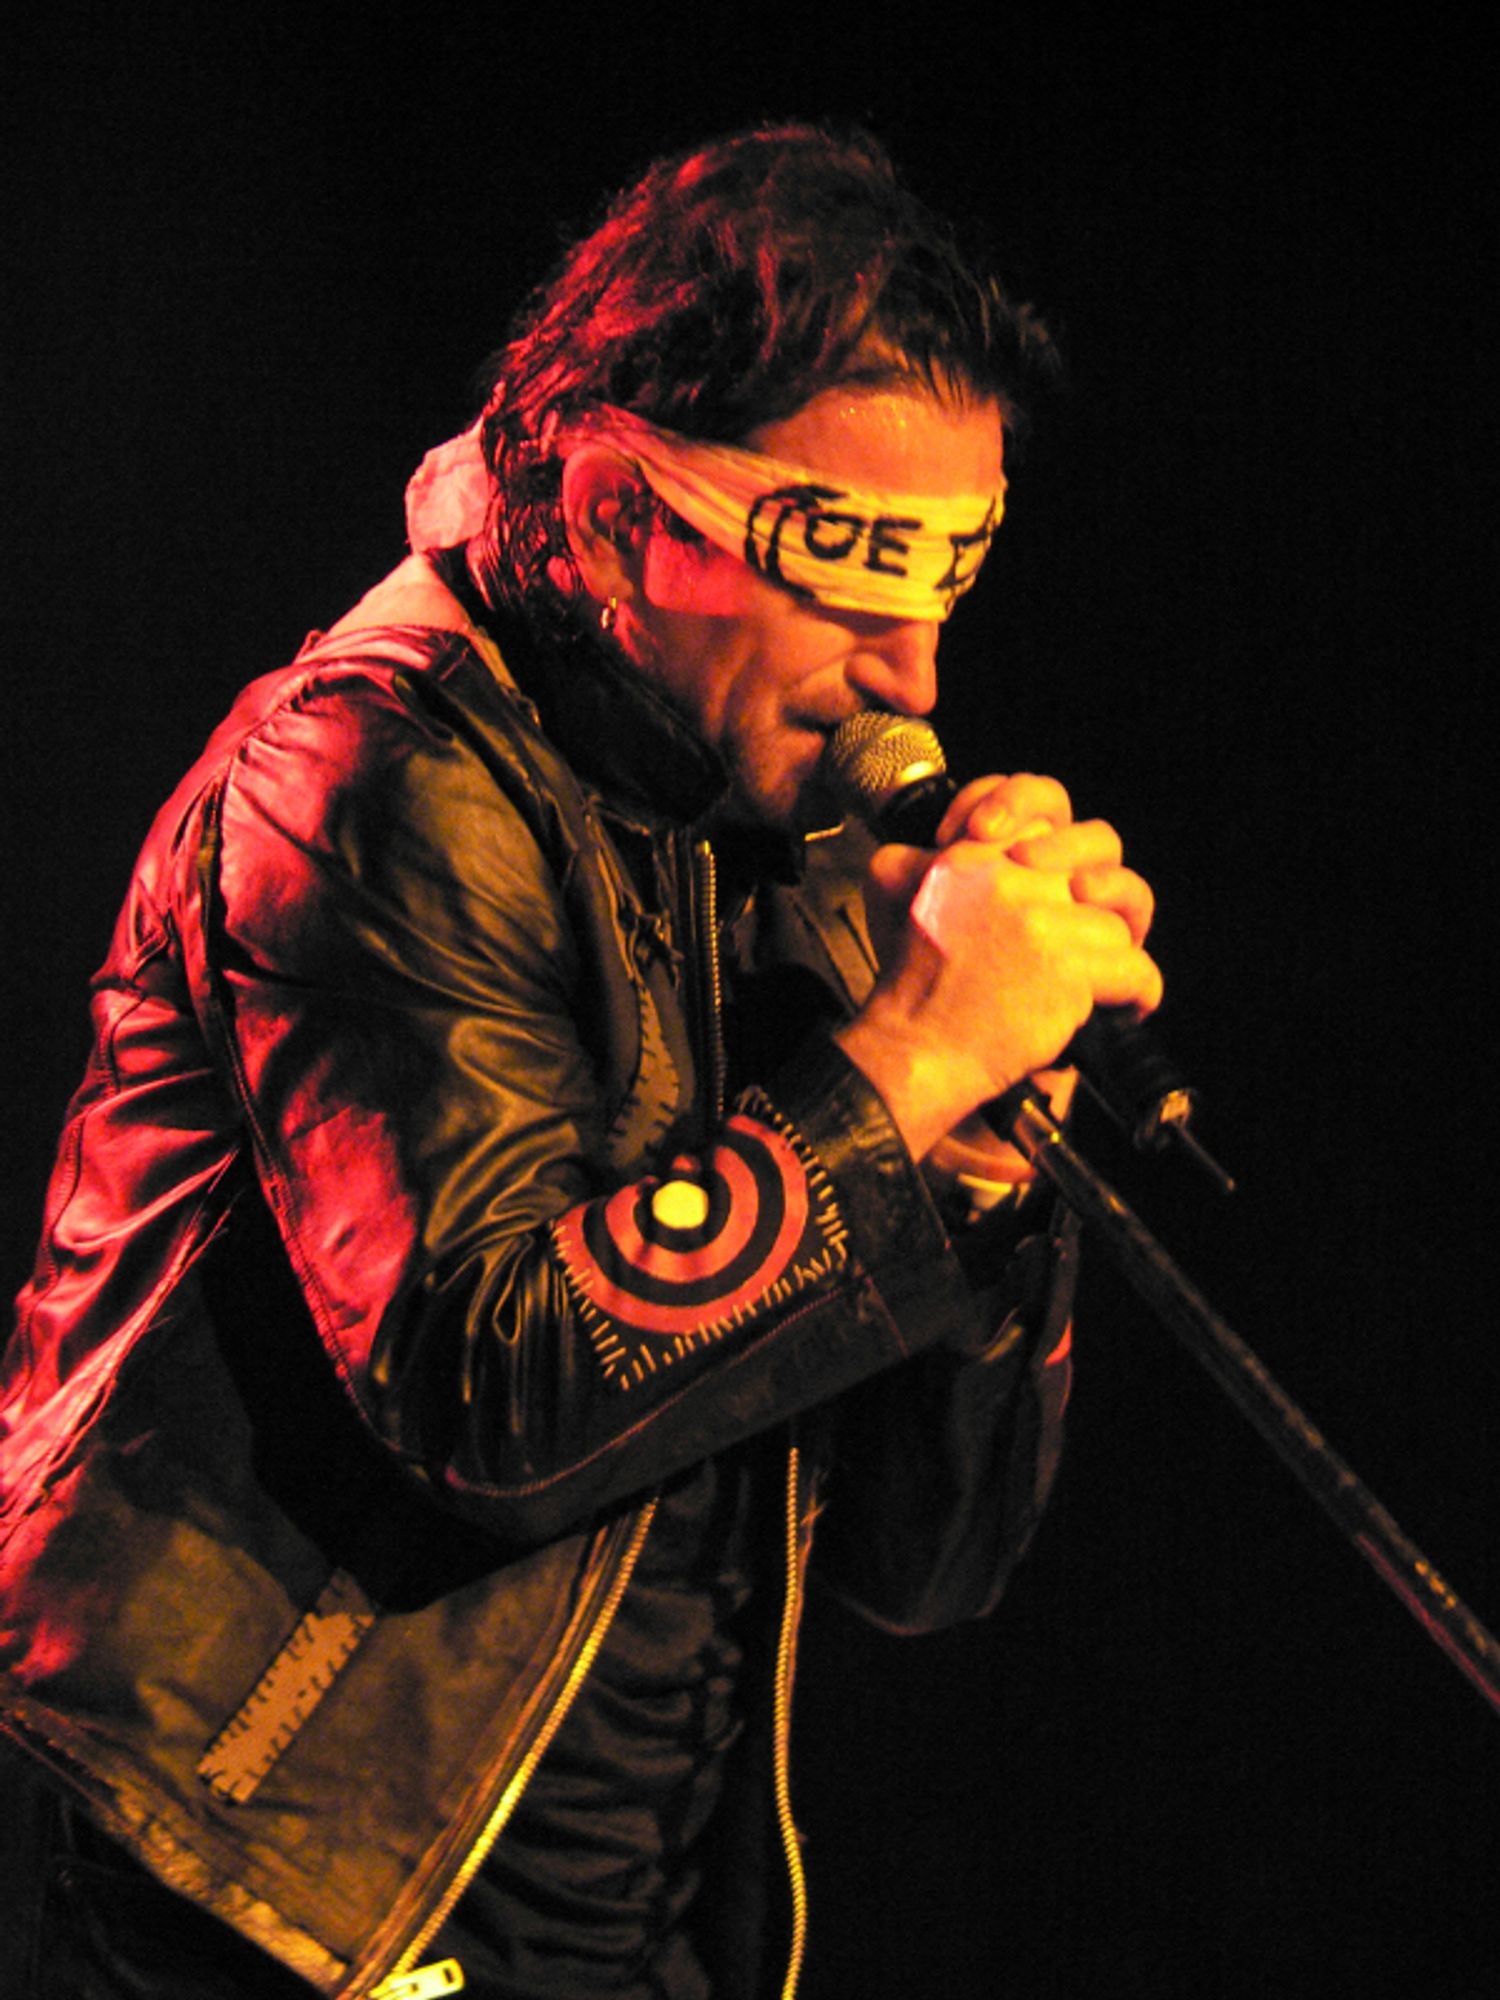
xmin=553 ymin=1110 xmax=847 ymax=1388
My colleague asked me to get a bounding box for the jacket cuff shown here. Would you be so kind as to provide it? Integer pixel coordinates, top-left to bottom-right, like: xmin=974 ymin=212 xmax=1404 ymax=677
xmin=759 ymin=1030 xmax=981 ymax=1355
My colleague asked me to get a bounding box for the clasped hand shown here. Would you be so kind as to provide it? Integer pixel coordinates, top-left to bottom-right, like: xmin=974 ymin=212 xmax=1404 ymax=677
xmin=836 ymin=772 xmax=1163 ymax=1173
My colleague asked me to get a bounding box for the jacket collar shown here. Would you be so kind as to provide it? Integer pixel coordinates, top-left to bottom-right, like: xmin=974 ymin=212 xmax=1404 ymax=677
xmin=504 ymin=606 xmax=729 ymax=826
xmin=431 ymin=553 xmax=810 ymax=883
xmin=426 ymin=549 xmax=720 ymax=820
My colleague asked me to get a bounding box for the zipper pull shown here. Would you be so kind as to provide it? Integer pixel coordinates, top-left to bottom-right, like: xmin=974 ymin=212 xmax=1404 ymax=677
xmin=370 ymin=1961 xmax=465 ymax=1999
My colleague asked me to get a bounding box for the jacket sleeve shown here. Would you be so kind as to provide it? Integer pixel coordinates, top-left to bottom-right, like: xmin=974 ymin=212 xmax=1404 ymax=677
xmin=809 ymin=1208 xmax=1076 ymax=1633
xmin=185 ymin=663 xmax=1002 ymax=1546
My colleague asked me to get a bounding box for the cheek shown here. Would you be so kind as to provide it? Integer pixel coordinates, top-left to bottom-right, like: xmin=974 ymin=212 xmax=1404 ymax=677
xmin=642 ymin=535 xmax=758 ymax=618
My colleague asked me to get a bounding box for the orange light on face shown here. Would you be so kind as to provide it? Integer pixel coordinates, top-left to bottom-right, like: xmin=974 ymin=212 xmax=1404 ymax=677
xmin=639 ymin=525 xmax=764 ymax=618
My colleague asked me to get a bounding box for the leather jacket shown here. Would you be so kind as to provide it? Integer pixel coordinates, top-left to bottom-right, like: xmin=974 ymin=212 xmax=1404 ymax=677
xmin=0 ymin=555 xmax=1073 ymax=1996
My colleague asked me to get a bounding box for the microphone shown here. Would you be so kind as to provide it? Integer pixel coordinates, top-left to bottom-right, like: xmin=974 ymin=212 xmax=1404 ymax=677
xmin=824 ymin=712 xmax=1233 ymax=1191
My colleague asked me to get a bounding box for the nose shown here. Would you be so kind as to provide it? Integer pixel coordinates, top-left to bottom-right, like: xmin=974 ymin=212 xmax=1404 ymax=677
xmin=847 ymin=620 xmax=940 ymax=716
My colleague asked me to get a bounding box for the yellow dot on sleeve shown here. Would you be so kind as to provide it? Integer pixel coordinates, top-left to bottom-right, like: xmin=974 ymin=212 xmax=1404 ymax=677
xmin=651 ymin=1180 xmax=710 ymax=1230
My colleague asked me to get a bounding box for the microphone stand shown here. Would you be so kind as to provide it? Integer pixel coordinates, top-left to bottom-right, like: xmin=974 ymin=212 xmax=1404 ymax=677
xmin=999 ymin=1083 xmax=1500 ymax=1719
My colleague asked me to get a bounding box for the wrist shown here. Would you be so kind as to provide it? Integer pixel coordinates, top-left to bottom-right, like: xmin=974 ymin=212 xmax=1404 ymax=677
xmin=833 ymin=1013 xmax=1000 ymax=1163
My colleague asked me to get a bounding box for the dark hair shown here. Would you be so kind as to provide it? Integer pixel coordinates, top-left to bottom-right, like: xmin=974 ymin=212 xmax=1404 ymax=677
xmin=469 ymin=122 xmax=1051 ymax=626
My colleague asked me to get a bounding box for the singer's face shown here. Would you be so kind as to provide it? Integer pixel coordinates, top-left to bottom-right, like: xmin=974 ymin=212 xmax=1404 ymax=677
xmin=622 ymin=382 xmax=1005 ymax=830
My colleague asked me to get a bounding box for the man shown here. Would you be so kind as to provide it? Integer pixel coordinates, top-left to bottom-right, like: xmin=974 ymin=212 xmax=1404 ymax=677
xmin=0 ymin=126 xmax=1159 ymax=1997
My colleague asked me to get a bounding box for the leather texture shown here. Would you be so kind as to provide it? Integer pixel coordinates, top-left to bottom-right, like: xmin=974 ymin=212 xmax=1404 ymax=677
xmin=1 ymin=558 xmax=1072 ymax=1993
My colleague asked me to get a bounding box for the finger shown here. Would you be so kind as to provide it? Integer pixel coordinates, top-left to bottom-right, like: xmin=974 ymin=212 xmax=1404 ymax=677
xmin=936 ymin=777 xmax=1016 ymax=848
xmin=865 ymin=840 xmax=943 ymax=908
xmin=862 ymin=840 xmax=946 ymax=966
xmin=1084 ymin=923 xmax=1164 ymax=1016
xmin=937 ymin=772 xmax=1074 ymax=848
xmin=929 ymin=1123 xmax=1036 ymax=1188
xmin=1028 ymin=900 xmax=1162 ymax=1018
xmin=1121 ymin=951 xmax=1165 ymax=1016
xmin=1069 ymin=862 xmax=1156 ymax=944
xmin=932 ymin=1069 xmax=1078 ymax=1185
xmin=1008 ymin=816 xmax=1124 ymax=874
xmin=1030 ymin=1065 xmax=1080 ymax=1119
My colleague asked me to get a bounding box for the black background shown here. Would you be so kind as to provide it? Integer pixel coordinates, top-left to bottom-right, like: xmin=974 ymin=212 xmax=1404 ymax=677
xmin=5 ymin=11 xmax=1496 ymax=1997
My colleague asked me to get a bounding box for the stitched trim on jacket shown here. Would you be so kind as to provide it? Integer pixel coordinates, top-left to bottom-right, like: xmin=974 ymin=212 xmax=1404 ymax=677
xmin=550 ymin=1093 xmax=847 ymax=1391
xmin=197 ymin=1569 xmax=377 ymax=1803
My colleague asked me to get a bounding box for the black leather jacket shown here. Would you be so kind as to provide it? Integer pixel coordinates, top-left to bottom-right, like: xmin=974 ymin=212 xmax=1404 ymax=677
xmin=0 ymin=556 xmax=1073 ymax=1996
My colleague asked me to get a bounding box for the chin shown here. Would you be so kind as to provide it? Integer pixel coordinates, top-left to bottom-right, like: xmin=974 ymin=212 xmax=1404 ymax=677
xmin=717 ymin=788 xmax=797 ymax=835
xmin=791 ymin=770 xmax=847 ymax=837
xmin=716 ymin=755 xmax=801 ymax=833
xmin=740 ymin=738 xmax=840 ymax=833
xmin=727 ymin=782 xmax=841 ymax=842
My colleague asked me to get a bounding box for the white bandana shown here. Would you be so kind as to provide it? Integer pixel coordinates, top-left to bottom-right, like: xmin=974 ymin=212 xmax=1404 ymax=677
xmin=405 ymin=406 xmax=1005 ymax=620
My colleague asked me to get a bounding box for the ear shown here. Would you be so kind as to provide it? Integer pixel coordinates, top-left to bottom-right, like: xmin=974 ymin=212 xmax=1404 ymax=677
xmin=560 ymin=444 xmax=652 ymax=612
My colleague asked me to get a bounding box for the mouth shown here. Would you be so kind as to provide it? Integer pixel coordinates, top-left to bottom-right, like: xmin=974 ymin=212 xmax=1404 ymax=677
xmin=799 ymin=712 xmax=860 ymax=755
xmin=792 ymin=728 xmax=855 ymax=824
xmin=781 ymin=718 xmax=834 ymax=762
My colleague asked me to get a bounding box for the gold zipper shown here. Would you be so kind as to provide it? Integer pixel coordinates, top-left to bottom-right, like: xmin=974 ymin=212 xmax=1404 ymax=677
xmin=691 ymin=838 xmax=728 ymax=1124
xmin=695 ymin=837 xmax=808 ymax=1996
xmin=773 ymin=1444 xmax=810 ymax=2000
xmin=370 ymin=1500 xmax=658 ymax=1994
xmin=382 ymin=841 xmax=796 ymax=1995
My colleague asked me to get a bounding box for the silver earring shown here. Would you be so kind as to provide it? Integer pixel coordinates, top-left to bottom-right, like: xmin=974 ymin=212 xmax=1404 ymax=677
xmin=599 ymin=596 xmax=618 ymax=636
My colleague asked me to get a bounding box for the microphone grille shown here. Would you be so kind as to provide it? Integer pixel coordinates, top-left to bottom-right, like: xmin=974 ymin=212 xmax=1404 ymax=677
xmin=824 ymin=713 xmax=948 ymax=818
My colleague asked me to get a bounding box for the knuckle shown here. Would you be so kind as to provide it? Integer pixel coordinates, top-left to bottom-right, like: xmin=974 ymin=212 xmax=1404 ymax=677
xmin=1011 ymin=772 xmax=1073 ymax=825
xmin=1083 ymin=819 xmax=1125 ymax=866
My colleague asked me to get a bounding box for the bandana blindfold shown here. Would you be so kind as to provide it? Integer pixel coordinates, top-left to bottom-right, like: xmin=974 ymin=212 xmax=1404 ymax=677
xmin=406 ymin=407 xmax=1004 ymax=621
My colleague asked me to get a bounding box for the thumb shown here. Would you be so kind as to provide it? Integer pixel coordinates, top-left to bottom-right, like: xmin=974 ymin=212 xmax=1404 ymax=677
xmin=862 ymin=841 xmax=941 ymax=968
xmin=865 ymin=841 xmax=938 ymax=910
